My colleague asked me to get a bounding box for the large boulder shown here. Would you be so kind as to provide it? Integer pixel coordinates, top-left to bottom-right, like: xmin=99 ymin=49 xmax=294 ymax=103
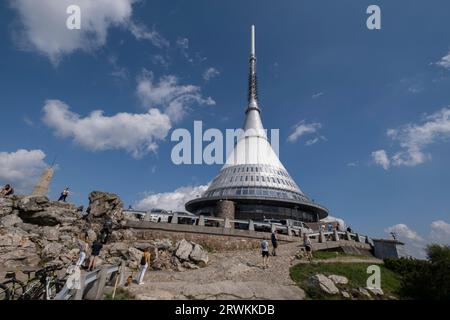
xmin=0 ymin=213 xmax=23 ymax=228
xmin=175 ymin=239 xmax=193 ymax=261
xmin=88 ymin=191 xmax=123 ymax=223
xmin=189 ymin=244 xmax=209 ymax=266
xmin=0 ymin=197 xmax=15 ymax=217
xmin=16 ymin=196 xmax=78 ymax=226
xmin=0 ymin=227 xmax=40 ymax=268
xmin=306 ymin=274 xmax=340 ymax=295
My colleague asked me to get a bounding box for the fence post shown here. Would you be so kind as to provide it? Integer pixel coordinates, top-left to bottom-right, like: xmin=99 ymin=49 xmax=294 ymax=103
xmin=271 ymin=224 xmax=277 ymax=233
xmin=118 ymin=260 xmax=126 ymax=286
xmin=248 ymin=220 xmax=254 ymax=231
xmin=319 ymin=230 xmax=326 ymax=243
xmin=287 ymin=226 xmax=293 ymax=237
xmin=224 ymin=218 xmax=231 ymax=229
xmin=355 ymin=233 xmax=361 ymax=242
xmin=333 ymin=230 xmax=340 ymax=241
xmin=74 ymin=273 xmax=86 ymax=300
xmin=171 ymin=213 xmax=178 ymax=224
xmin=345 ymin=231 xmax=352 ymax=241
xmin=198 ymin=215 xmax=205 ymax=226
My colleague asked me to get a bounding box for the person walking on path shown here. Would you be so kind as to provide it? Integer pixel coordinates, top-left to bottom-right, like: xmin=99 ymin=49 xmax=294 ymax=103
xmin=58 ymin=187 xmax=70 ymax=202
xmin=137 ymin=248 xmax=151 ymax=285
xmin=88 ymin=240 xmax=103 ymax=271
xmin=271 ymin=231 xmax=278 ymax=256
xmin=261 ymin=239 xmax=270 ymax=269
xmin=303 ymin=233 xmax=313 ymax=261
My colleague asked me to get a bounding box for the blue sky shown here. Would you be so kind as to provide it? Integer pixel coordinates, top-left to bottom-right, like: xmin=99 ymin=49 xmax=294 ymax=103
xmin=1 ymin=0 xmax=450 ymax=257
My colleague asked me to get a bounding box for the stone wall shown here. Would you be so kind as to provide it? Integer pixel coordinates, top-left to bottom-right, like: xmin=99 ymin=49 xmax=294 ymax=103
xmin=135 ymin=229 xmax=261 ymax=251
xmin=126 ymin=220 xmax=300 ymax=251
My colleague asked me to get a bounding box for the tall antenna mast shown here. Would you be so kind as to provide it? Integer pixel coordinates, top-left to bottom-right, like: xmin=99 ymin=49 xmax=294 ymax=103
xmin=247 ymin=25 xmax=259 ymax=111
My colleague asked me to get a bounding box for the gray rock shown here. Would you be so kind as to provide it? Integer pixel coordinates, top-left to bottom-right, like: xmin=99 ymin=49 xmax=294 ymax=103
xmin=358 ymin=287 xmax=372 ymax=299
xmin=40 ymin=226 xmax=60 ymax=241
xmin=189 ymin=244 xmax=209 ymax=266
xmin=87 ymin=229 xmax=97 ymax=242
xmin=153 ymin=238 xmax=173 ymax=250
xmin=41 ymin=242 xmax=64 ymax=260
xmin=175 ymin=239 xmax=193 ymax=261
xmin=182 ymin=261 xmax=200 ymax=269
xmin=0 ymin=197 xmax=15 ymax=217
xmin=88 ymin=191 xmax=123 ymax=222
xmin=366 ymin=287 xmax=384 ymax=296
xmin=341 ymin=291 xmax=350 ymax=298
xmin=0 ymin=213 xmax=23 ymax=227
xmin=328 ymin=275 xmax=349 ymax=285
xmin=306 ymin=274 xmax=339 ymax=295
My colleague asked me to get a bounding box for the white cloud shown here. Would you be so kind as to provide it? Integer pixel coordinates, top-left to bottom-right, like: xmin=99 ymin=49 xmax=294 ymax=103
xmin=9 ymin=0 xmax=167 ymax=64
xmin=136 ymin=70 xmax=215 ymax=122
xmin=203 ymin=67 xmax=220 ymax=81
xmin=384 ymin=221 xmax=450 ymax=259
xmin=436 ymin=52 xmax=450 ymax=69
xmin=372 ymin=107 xmax=450 ymax=168
xmin=321 ymin=216 xmax=346 ymax=229
xmin=385 ymin=223 xmax=424 ymax=242
xmin=430 ymin=220 xmax=450 ymax=244
xmin=371 ymin=150 xmax=390 ymax=170
xmin=287 ymin=121 xmax=323 ymax=144
xmin=347 ymin=161 xmax=358 ymax=167
xmin=42 ymin=99 xmax=171 ymax=159
xmin=128 ymin=21 xmax=169 ymax=48
xmin=0 ymin=149 xmax=48 ymax=193
xmin=135 ymin=184 xmax=209 ymax=212
xmin=312 ymin=92 xmax=324 ymax=99
xmin=305 ymin=137 xmax=320 ymax=146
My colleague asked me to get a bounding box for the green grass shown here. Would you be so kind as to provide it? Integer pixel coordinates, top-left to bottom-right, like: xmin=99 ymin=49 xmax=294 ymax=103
xmin=290 ymin=262 xmax=402 ymax=300
xmin=104 ymin=287 xmax=136 ymax=300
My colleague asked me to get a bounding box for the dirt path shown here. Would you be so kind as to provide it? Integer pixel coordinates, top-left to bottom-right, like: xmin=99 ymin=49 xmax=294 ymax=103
xmin=128 ymin=242 xmax=306 ymax=300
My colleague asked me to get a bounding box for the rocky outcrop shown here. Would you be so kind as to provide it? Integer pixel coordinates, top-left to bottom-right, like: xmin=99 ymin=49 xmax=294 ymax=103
xmin=0 ymin=192 xmax=209 ymax=273
xmin=0 ymin=192 xmax=124 ymax=269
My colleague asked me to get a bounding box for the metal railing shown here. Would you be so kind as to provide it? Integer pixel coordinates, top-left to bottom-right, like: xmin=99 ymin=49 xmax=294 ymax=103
xmin=54 ymin=263 xmax=122 ymax=300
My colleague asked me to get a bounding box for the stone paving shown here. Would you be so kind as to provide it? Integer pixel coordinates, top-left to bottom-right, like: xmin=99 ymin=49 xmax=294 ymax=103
xmin=128 ymin=242 xmax=306 ymax=300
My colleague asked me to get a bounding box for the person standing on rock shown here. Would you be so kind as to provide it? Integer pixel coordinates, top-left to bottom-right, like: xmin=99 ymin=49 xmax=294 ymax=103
xmin=88 ymin=240 xmax=103 ymax=271
xmin=58 ymin=187 xmax=70 ymax=202
xmin=271 ymin=231 xmax=278 ymax=256
xmin=261 ymin=239 xmax=270 ymax=269
xmin=0 ymin=184 xmax=14 ymax=197
xmin=137 ymin=248 xmax=151 ymax=285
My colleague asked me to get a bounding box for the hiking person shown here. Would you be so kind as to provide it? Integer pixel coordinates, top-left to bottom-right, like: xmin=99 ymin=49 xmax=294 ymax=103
xmin=0 ymin=184 xmax=14 ymax=197
xmin=303 ymin=233 xmax=313 ymax=261
xmin=261 ymin=239 xmax=270 ymax=269
xmin=76 ymin=236 xmax=89 ymax=268
xmin=271 ymin=230 xmax=278 ymax=256
xmin=99 ymin=219 xmax=113 ymax=244
xmin=346 ymin=226 xmax=352 ymax=233
xmin=137 ymin=248 xmax=151 ymax=285
xmin=88 ymin=240 xmax=103 ymax=271
xmin=58 ymin=187 xmax=70 ymax=202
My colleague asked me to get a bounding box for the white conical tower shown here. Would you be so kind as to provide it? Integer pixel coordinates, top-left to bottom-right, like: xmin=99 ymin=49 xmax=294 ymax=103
xmin=185 ymin=26 xmax=328 ymax=221
xmin=206 ymin=25 xmax=303 ymax=195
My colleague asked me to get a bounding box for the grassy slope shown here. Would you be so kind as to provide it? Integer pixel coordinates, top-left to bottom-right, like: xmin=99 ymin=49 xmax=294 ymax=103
xmin=290 ymin=262 xmax=402 ymax=299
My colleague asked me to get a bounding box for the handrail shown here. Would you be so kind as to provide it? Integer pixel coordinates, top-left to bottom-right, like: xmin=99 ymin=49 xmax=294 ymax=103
xmin=54 ymin=264 xmax=120 ymax=300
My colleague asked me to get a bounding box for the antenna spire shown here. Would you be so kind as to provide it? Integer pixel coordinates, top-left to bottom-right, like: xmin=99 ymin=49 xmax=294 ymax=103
xmin=247 ymin=25 xmax=259 ymax=111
